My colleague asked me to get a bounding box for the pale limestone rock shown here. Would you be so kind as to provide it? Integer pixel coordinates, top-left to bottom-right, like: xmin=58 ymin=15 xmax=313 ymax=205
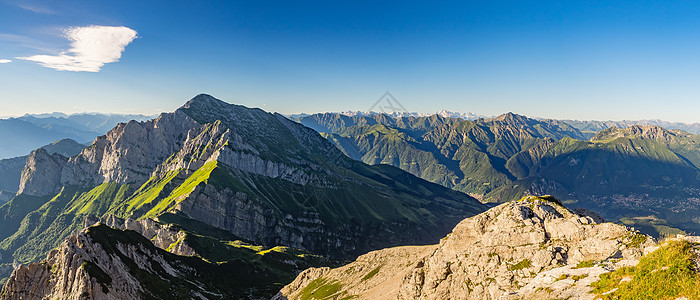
xmin=0 ymin=230 xmax=143 ymax=300
xmin=17 ymin=149 xmax=67 ymax=196
xmin=60 ymin=110 xmax=200 ymax=189
xmin=97 ymin=215 xmax=195 ymax=256
xmin=276 ymin=196 xmax=658 ymax=300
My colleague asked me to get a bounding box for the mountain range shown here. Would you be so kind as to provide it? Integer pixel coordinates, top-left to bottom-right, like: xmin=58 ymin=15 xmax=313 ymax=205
xmin=0 ymin=113 xmax=153 ymax=159
xmin=298 ymin=112 xmax=700 ymax=237
xmin=0 ymin=95 xmax=485 ymax=297
xmin=558 ymin=119 xmax=700 ymax=139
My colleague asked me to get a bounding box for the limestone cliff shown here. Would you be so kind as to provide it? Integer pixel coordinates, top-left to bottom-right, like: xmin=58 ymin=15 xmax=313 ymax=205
xmin=0 ymin=138 xmax=85 ymax=195
xmin=17 ymin=149 xmax=68 ymax=197
xmin=1 ymin=225 xmax=177 ymax=300
xmin=276 ymin=196 xmax=663 ymax=300
xmin=15 ymin=111 xmax=199 ymax=197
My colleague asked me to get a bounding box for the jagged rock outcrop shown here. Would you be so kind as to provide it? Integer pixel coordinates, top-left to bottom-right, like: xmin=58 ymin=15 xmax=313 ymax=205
xmin=15 ymin=111 xmax=199 ymax=196
xmin=60 ymin=110 xmax=200 ymax=189
xmin=89 ymin=215 xmax=194 ymax=256
xmin=276 ymin=196 xmax=658 ymax=300
xmin=17 ymin=149 xmax=68 ymax=196
xmin=1 ymin=225 xmax=149 ymax=300
xmin=0 ymin=219 xmax=337 ymax=300
xmin=0 ymin=224 xmax=251 ymax=300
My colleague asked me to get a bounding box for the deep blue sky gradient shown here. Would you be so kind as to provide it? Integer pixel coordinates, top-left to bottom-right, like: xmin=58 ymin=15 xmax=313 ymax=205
xmin=1 ymin=0 xmax=700 ymax=121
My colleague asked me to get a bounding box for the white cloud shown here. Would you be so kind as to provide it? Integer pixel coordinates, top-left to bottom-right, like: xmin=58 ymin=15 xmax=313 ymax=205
xmin=17 ymin=25 xmax=137 ymax=72
xmin=0 ymin=59 xmax=11 ymax=63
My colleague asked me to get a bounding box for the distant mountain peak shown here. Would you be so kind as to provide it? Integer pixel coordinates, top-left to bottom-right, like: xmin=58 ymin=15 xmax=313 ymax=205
xmin=483 ymin=112 xmax=532 ymax=126
xmin=181 ymin=93 xmax=228 ymax=109
xmin=592 ymin=124 xmax=686 ymax=141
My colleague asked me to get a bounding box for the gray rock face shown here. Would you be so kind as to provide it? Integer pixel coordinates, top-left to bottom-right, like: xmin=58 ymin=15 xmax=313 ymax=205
xmin=0 ymin=222 xmax=221 ymax=300
xmin=15 ymin=97 xmax=324 ymax=197
xmin=0 ymin=138 xmax=85 ymax=194
xmin=17 ymin=149 xmax=68 ymax=196
xmin=92 ymin=215 xmax=194 ymax=256
xmin=0 ymin=228 xmax=143 ymax=300
xmin=277 ymin=196 xmax=658 ymax=300
xmin=16 ymin=110 xmax=199 ymax=196
xmin=175 ymin=182 xmax=358 ymax=254
xmin=60 ymin=110 xmax=200 ymax=189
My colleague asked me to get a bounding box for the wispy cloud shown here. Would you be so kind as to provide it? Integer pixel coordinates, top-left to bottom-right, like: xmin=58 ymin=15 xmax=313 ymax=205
xmin=17 ymin=3 xmax=55 ymax=14
xmin=17 ymin=25 xmax=138 ymax=72
xmin=0 ymin=59 xmax=11 ymax=63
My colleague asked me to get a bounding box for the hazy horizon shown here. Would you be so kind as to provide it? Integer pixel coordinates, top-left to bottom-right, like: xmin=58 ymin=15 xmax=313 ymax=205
xmin=3 ymin=95 xmax=700 ymax=125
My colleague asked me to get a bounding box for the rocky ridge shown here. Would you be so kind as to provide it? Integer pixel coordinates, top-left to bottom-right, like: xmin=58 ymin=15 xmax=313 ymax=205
xmin=1 ymin=213 xmax=334 ymax=300
xmin=276 ymin=196 xmax=664 ymax=300
xmin=0 ymin=224 xmax=236 ymax=300
xmin=591 ymin=125 xmax=690 ymax=142
xmin=89 ymin=215 xmax=195 ymax=256
xmin=17 ymin=149 xmax=69 ymax=197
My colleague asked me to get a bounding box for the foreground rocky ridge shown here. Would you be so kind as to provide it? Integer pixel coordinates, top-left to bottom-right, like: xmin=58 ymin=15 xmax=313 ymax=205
xmin=1 ymin=214 xmax=333 ymax=299
xmin=277 ymin=196 xmax=671 ymax=300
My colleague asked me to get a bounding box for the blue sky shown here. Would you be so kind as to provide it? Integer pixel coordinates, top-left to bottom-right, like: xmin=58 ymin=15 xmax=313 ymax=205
xmin=1 ymin=1 xmax=700 ymax=122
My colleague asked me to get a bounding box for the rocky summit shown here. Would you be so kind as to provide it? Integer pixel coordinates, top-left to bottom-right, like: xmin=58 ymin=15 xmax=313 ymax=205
xmin=275 ymin=195 xmax=700 ymax=300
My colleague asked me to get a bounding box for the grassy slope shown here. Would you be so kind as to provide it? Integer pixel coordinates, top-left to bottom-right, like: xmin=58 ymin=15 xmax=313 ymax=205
xmin=0 ymin=158 xmax=215 ymax=265
xmin=0 ymin=194 xmax=50 ymax=242
xmin=0 ymin=170 xmax=336 ymax=298
xmin=0 ymin=183 xmax=129 ymax=263
xmin=591 ymin=240 xmax=700 ymax=299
